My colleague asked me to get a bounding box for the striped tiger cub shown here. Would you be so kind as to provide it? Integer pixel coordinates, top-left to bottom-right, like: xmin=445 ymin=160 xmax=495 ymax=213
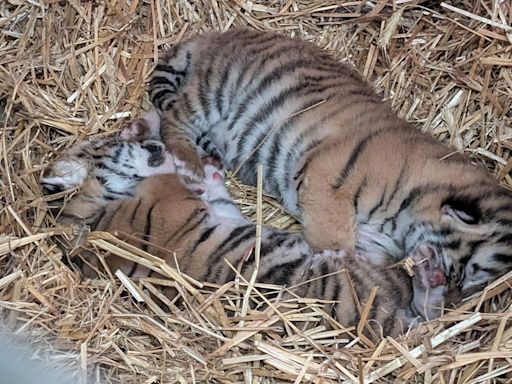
xmin=125 ymin=28 xmax=512 ymax=302
xmin=41 ymin=138 xmax=446 ymax=337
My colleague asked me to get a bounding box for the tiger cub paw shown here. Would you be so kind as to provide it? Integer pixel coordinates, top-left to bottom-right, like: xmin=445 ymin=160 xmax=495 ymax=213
xmin=172 ymin=156 xmax=205 ymax=197
xmin=118 ymin=110 xmax=161 ymax=141
xmin=171 ymin=144 xmax=205 ymax=181
xmin=118 ymin=118 xmax=151 ymax=141
xmin=203 ymin=156 xmax=225 ymax=184
xmin=202 ymin=156 xmax=229 ymax=200
xmin=413 ymin=245 xmax=447 ymax=289
xmin=411 ymin=245 xmax=447 ymax=321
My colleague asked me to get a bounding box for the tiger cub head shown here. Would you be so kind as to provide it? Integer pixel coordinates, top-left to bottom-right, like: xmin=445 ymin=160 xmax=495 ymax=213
xmin=40 ymin=137 xmax=176 ymax=225
xmin=404 ymin=182 xmax=512 ymax=303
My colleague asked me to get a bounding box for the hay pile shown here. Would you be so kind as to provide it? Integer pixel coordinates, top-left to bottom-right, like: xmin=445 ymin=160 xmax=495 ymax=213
xmin=1 ymin=0 xmax=511 ymax=383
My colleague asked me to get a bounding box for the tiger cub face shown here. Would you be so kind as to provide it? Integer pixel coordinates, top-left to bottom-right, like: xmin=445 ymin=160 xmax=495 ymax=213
xmin=397 ymin=183 xmax=512 ymax=301
xmin=40 ymin=138 xmax=176 ymax=225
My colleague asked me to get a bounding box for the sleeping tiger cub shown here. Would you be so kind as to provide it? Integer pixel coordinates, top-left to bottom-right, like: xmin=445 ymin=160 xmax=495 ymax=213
xmin=41 ymin=138 xmax=446 ymax=337
xmin=124 ymin=28 xmax=512 ymax=302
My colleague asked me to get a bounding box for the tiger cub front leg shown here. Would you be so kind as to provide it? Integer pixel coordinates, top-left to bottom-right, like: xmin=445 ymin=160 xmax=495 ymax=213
xmin=160 ymin=110 xmax=205 ymax=182
xmin=299 ymin=171 xmax=357 ymax=252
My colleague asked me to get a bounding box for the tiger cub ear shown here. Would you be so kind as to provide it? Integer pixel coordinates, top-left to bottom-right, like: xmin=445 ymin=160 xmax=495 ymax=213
xmin=40 ymin=158 xmax=88 ymax=194
xmin=441 ymin=197 xmax=480 ymax=225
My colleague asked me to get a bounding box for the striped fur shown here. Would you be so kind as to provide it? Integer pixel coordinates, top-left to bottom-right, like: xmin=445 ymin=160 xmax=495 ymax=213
xmin=40 ymin=138 xmax=176 ymax=225
xmin=133 ymin=28 xmax=512 ymax=300
xmin=40 ymin=139 xmax=447 ymax=337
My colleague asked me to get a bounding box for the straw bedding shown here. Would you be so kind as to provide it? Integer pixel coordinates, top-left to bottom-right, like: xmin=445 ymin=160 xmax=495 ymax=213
xmin=1 ymin=0 xmax=511 ymax=383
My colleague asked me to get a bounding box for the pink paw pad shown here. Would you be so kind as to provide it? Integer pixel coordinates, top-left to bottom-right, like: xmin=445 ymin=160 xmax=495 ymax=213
xmin=212 ymin=171 xmax=223 ymax=182
xmin=414 ymin=245 xmax=447 ymax=289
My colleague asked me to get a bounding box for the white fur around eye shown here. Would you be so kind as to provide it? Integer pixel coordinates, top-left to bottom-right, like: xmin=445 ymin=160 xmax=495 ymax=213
xmin=41 ymin=159 xmax=88 ymax=189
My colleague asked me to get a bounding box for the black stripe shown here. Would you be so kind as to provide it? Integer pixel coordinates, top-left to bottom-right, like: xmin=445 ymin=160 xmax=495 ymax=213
xmin=330 ymin=279 xmax=341 ymax=319
xmin=173 ymin=211 xmax=209 ymax=245
xmin=151 ymin=76 xmax=178 ymax=91
xmin=225 ymin=58 xmax=328 ymax=133
xmin=442 ymin=238 xmax=462 ymax=250
xmin=187 ymin=225 xmax=218 ymax=257
xmin=152 ymin=89 xmax=175 ymax=110
xmin=496 ymin=218 xmax=512 ymax=226
xmin=162 ymin=207 xmax=207 ymax=247
xmin=367 ymin=189 xmax=386 ymax=220
xmin=496 ymin=233 xmax=512 ymax=246
xmin=333 ymin=128 xmax=389 ymax=189
xmin=226 ymin=37 xmax=296 ymax=106
xmin=198 ymin=62 xmax=214 ymax=121
xmin=89 ymin=207 xmax=107 ymax=229
xmin=319 ymin=261 xmax=330 ymax=297
xmin=214 ymin=34 xmax=281 ymax=114
xmin=154 ymin=63 xmax=187 ymax=76
xmin=259 ymin=94 xmax=340 ymax=194
xmin=214 ymin=62 xmax=232 ymax=116
xmin=128 ymin=203 xmax=155 ymax=277
xmin=180 ymin=225 xmax=220 ymax=273
xmin=260 ymin=255 xmax=308 ymax=286
xmin=398 ymin=185 xmax=439 ymax=213
xmin=130 ymin=199 xmax=142 ymax=224
xmin=491 ymin=203 xmax=512 ymax=215
xmin=493 ymin=253 xmax=512 ymax=264
xmin=234 ymin=82 xmax=316 ymax=157
xmin=203 ymin=224 xmax=255 ymax=280
xmin=381 ymin=164 xmax=406 ymax=212
xmin=111 ymin=145 xmax=123 ymax=163
xmin=127 ymin=263 xmax=138 ymax=278
xmin=140 ymin=203 xmax=156 ymax=253
xmin=354 ymin=177 xmax=368 ymax=213
xmin=209 ymin=229 xmax=258 ymax=282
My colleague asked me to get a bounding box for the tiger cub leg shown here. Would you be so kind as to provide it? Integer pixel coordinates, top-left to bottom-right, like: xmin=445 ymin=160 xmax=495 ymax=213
xmin=202 ymin=156 xmax=246 ymax=221
xmin=299 ymin=173 xmax=357 ymax=252
xmin=160 ymin=109 xmax=205 ymax=182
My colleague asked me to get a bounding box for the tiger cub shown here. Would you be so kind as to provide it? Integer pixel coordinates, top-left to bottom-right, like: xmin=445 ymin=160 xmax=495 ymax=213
xmin=125 ymin=28 xmax=512 ymax=301
xmin=41 ymin=139 xmax=446 ymax=337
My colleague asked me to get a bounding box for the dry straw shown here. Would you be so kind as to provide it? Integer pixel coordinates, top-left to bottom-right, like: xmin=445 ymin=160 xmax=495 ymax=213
xmin=1 ymin=0 xmax=511 ymax=383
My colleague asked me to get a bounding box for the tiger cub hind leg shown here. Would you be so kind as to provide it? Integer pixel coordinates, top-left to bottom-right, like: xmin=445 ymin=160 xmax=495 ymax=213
xmin=299 ymin=169 xmax=357 ymax=253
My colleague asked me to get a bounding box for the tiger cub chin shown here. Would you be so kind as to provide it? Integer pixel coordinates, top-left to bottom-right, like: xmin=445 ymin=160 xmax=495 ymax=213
xmin=126 ymin=28 xmax=512 ymax=302
xmin=41 ymin=138 xmax=446 ymax=338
